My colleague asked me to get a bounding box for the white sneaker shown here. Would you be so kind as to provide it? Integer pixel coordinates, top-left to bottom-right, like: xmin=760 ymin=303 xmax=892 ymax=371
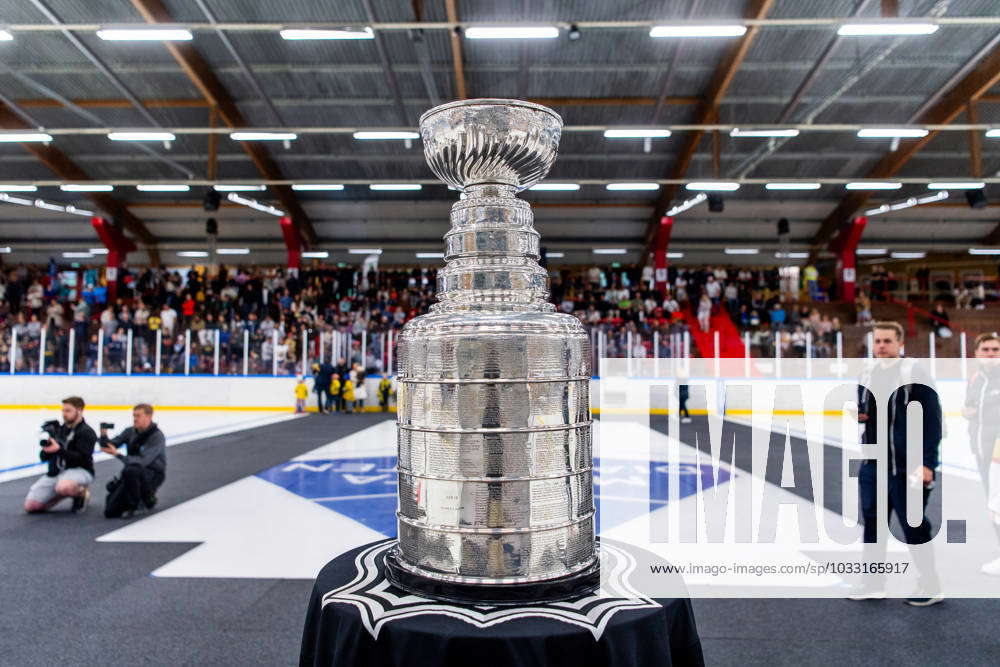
xmin=981 ymin=557 xmax=1000 ymax=576
xmin=847 ymin=590 xmax=887 ymax=601
xmin=905 ymin=595 xmax=944 ymax=607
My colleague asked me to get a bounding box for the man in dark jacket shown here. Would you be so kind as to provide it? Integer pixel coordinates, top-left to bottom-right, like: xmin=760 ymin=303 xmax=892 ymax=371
xmin=964 ymin=332 xmax=1000 ymax=576
xmin=313 ymin=361 xmax=334 ymax=413
xmin=852 ymin=322 xmax=943 ymax=605
xmin=24 ymin=396 xmax=97 ymax=513
xmin=100 ymin=403 xmax=166 ymax=518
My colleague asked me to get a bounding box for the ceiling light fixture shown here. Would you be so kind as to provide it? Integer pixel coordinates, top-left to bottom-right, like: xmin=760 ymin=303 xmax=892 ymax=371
xmin=0 ymin=30 xmax=13 ymax=41
xmin=464 ymin=26 xmax=560 ymax=39
xmin=666 ymin=193 xmax=707 ymax=217
xmin=292 ymin=184 xmax=344 ymax=191
xmin=686 ymin=181 xmax=740 ymax=191
xmin=529 ymin=183 xmax=581 ymax=191
xmin=226 ymin=192 xmax=284 ymax=216
xmin=603 ymin=129 xmax=672 ymax=138
xmin=846 ymin=182 xmax=901 ymax=190
xmin=765 ymin=182 xmax=822 ymax=190
xmin=0 ymin=132 xmax=53 ymax=142
xmin=667 ymin=252 xmax=684 ymax=259
xmin=857 ymin=128 xmax=929 ymax=138
xmin=857 ymin=248 xmax=888 ymax=255
xmin=650 ymin=25 xmax=747 ymax=38
xmin=229 ymin=131 xmax=297 ymax=141
xmin=724 ymin=248 xmax=759 ymax=255
xmin=969 ymin=248 xmax=1000 ymax=255
xmin=279 ymin=27 xmax=374 ymax=40
xmin=301 ymin=251 xmax=329 ymax=258
xmin=927 ymin=182 xmax=984 ymax=190
xmin=88 ymin=248 xmax=109 ymax=255
xmin=216 ymin=248 xmax=251 ymax=255
xmin=890 ymin=251 xmax=926 ymax=259
xmin=61 ymin=184 xmax=114 ymax=192
xmin=352 ymin=131 xmax=420 ymax=140
xmin=837 ymin=23 xmax=938 ymax=36
xmin=349 ymin=248 xmax=383 ymax=255
xmin=416 ymin=252 xmax=445 ymax=259
xmin=213 ymin=184 xmax=265 ymax=192
xmin=606 ymin=182 xmax=659 ymax=191
xmin=177 ymin=250 xmax=209 ymax=258
xmin=593 ymin=248 xmax=627 ymax=255
xmin=97 ymin=28 xmax=193 ymax=41
xmin=62 ymin=252 xmax=94 ymax=259
xmin=730 ymin=128 xmax=800 ymax=138
xmin=107 ymin=131 xmax=176 ymax=142
xmin=0 ymin=184 xmax=37 ymax=192
xmin=136 ymin=184 xmax=190 ymax=192
xmin=369 ymin=184 xmax=422 ymax=191
xmin=545 ymin=252 xmax=565 ymax=258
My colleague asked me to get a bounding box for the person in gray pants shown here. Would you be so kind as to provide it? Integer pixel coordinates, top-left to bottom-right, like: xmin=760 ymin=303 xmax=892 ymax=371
xmin=100 ymin=403 xmax=166 ymax=518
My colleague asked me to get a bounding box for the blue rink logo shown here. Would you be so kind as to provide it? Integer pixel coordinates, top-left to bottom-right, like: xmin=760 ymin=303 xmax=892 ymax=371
xmin=257 ymin=457 xmax=731 ymax=536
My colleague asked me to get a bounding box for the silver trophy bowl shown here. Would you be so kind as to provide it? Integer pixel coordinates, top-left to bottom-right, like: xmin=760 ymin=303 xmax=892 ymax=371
xmin=384 ymin=99 xmax=598 ymax=604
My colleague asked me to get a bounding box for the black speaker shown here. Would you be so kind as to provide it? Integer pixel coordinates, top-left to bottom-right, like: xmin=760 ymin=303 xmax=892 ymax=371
xmin=966 ymin=189 xmax=988 ymax=209
xmin=707 ymin=193 xmax=724 ymax=213
xmin=777 ymin=218 xmax=790 ymax=236
xmin=206 ymin=218 xmax=218 ymax=235
xmin=203 ymin=189 xmax=221 ymax=212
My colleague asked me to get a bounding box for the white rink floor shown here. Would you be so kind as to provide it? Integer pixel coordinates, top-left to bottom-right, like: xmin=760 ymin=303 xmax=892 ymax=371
xmin=0 ymin=407 xmax=302 ymax=484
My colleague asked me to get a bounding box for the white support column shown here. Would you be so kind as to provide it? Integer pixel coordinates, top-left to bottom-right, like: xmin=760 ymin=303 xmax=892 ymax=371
xmin=653 ymin=330 xmax=659 ymax=359
xmin=683 ymin=331 xmax=690 ymax=359
xmin=302 ymin=329 xmax=309 ymax=377
xmin=38 ymin=327 xmax=46 ymax=375
xmin=387 ymin=329 xmax=394 ymax=376
xmin=361 ymin=330 xmax=367 ymax=369
xmin=155 ymin=329 xmax=161 ymax=376
xmin=713 ymin=330 xmax=720 ymax=378
xmin=213 ymin=329 xmax=220 ymax=376
xmin=960 ymin=331 xmax=968 ymax=379
xmin=67 ymin=327 xmax=75 ymax=376
xmin=242 ymin=329 xmax=249 ymax=376
xmin=836 ymin=331 xmax=843 ymax=360
xmin=126 ymin=328 xmax=132 ymax=375
xmin=97 ymin=329 xmax=104 ymax=376
xmin=272 ymin=329 xmax=279 ymax=376
xmin=929 ymin=331 xmax=936 ymax=378
xmin=184 ymin=329 xmax=191 ymax=376
xmin=8 ymin=329 xmax=15 ymax=374
xmin=774 ymin=331 xmax=781 ymax=379
xmin=319 ymin=331 xmax=325 ymax=364
xmin=866 ymin=331 xmax=874 ymax=359
xmin=805 ymin=331 xmax=812 ymax=379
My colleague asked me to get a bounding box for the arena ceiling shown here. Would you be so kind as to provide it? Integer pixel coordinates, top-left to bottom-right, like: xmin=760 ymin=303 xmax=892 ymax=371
xmin=2 ymin=0 xmax=1000 ymax=267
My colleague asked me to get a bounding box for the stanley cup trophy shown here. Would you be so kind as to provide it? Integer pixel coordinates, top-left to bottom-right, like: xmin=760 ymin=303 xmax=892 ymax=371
xmin=384 ymin=99 xmax=599 ymax=604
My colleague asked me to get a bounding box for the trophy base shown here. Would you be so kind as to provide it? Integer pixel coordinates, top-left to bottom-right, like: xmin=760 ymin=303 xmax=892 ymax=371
xmin=384 ymin=546 xmax=600 ymax=606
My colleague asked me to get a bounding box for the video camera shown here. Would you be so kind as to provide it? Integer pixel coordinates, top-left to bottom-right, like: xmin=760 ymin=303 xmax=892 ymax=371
xmin=39 ymin=419 xmax=62 ymax=448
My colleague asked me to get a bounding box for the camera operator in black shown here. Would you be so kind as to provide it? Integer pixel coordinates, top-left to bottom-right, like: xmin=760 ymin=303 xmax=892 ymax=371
xmin=100 ymin=403 xmax=166 ymax=518
xmin=24 ymin=396 xmax=97 ymax=513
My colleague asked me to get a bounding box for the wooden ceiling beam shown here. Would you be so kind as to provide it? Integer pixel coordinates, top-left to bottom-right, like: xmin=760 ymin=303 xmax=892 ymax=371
xmin=129 ymin=0 xmax=317 ymax=246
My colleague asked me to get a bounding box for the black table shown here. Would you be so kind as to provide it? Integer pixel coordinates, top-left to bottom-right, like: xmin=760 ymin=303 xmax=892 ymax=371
xmin=300 ymin=539 xmax=703 ymax=667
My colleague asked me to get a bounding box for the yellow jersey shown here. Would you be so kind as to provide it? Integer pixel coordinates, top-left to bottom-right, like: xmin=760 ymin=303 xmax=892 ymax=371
xmin=295 ymin=383 xmax=309 ymax=399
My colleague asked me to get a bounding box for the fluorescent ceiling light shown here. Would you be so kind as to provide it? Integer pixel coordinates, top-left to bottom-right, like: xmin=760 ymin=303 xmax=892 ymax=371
xmin=857 ymin=248 xmax=888 ymax=255
xmin=88 ymin=248 xmax=109 ymax=255
xmin=213 ymin=184 xmax=265 ymax=192
xmin=352 ymin=131 xmax=420 ymax=140
xmin=292 ymin=183 xmax=344 ymax=191
xmin=31 ymin=199 xmax=93 ymax=217
xmin=177 ymin=250 xmax=209 ymax=258
xmin=0 ymin=184 xmax=37 ymax=192
xmin=730 ymin=128 xmax=800 ymax=138
xmin=279 ymin=27 xmax=374 ymax=40
xmin=61 ymin=184 xmax=113 ymax=192
xmin=603 ymin=129 xmax=671 ymax=138
xmin=765 ymin=182 xmax=821 ymax=190
xmin=370 ymin=184 xmax=422 ymax=191
xmin=667 ymin=252 xmax=684 ymax=259
xmin=416 ymin=252 xmax=445 ymax=259
xmin=62 ymin=252 xmax=94 ymax=259
xmin=0 ymin=132 xmax=52 ymax=142
xmin=301 ymin=251 xmax=329 ymax=258
xmin=686 ymin=181 xmax=740 ymax=191
xmin=593 ymin=248 xmax=627 ymax=255
xmin=349 ymin=248 xmax=382 ymax=255
xmin=775 ymin=251 xmax=810 ymax=259
xmin=857 ymin=128 xmax=928 ymax=139
xmin=666 ymin=193 xmax=707 ymax=217
xmin=107 ymin=131 xmax=175 ymax=142
xmin=606 ymin=182 xmax=659 ymax=191
xmin=986 ymin=129 xmax=1000 ymax=138
xmin=0 ymin=246 xmax=11 ymax=253
xmin=545 ymin=252 xmax=565 ymax=258
xmin=927 ymin=182 xmax=984 ymax=190
xmin=724 ymin=248 xmax=759 ymax=255
xmin=0 ymin=30 xmax=13 ymax=41
xmin=136 ymin=184 xmax=190 ymax=192
xmin=846 ymin=182 xmax=901 ymax=190
xmin=890 ymin=251 xmax=926 ymax=259
xmin=837 ymin=23 xmax=938 ymax=36
xmin=216 ymin=248 xmax=251 ymax=255
xmin=529 ymin=183 xmax=580 ymax=191
xmin=226 ymin=193 xmax=284 ymax=216
xmin=650 ymin=25 xmax=747 ymax=38
xmin=97 ymin=28 xmax=193 ymax=41
xmin=464 ymin=26 xmax=559 ymax=39
xmin=0 ymin=193 xmax=34 ymax=206
xmin=229 ymin=131 xmax=297 ymax=141
xmin=969 ymin=248 xmax=1000 ymax=255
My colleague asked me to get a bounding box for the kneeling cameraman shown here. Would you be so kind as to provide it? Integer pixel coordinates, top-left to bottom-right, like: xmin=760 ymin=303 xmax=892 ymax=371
xmin=24 ymin=396 xmax=97 ymax=513
xmin=99 ymin=403 xmax=166 ymax=519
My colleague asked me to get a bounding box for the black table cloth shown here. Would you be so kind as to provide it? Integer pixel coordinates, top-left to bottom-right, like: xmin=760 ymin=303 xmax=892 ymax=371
xmin=300 ymin=539 xmax=703 ymax=667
